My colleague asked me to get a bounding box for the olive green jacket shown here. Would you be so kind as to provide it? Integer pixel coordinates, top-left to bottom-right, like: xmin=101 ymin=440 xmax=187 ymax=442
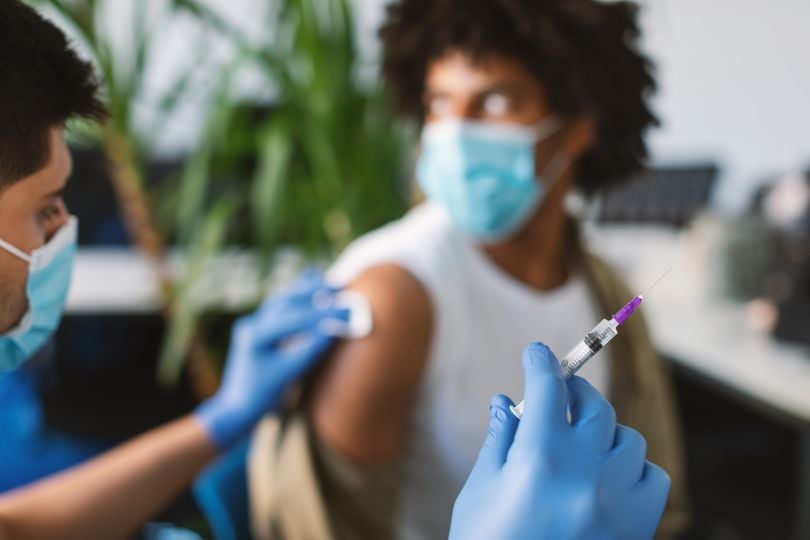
xmin=248 ymin=251 xmax=691 ymax=540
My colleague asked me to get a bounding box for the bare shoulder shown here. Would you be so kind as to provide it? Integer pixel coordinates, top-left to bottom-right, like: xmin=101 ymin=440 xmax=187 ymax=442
xmin=308 ymin=263 xmax=433 ymax=464
xmin=346 ymin=263 xmax=433 ymax=354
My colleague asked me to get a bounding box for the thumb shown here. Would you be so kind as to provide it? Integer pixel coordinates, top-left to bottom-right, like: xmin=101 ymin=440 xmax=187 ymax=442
xmin=513 ymin=342 xmax=569 ymax=447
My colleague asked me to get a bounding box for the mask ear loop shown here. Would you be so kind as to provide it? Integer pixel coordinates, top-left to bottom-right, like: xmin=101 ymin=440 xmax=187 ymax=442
xmin=0 ymin=238 xmax=32 ymax=264
xmin=531 ymin=114 xmax=574 ymax=192
xmin=531 ymin=115 xmax=564 ymax=141
xmin=537 ymin=127 xmax=574 ymax=181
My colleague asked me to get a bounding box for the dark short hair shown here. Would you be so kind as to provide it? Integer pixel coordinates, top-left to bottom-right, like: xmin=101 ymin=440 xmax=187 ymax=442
xmin=379 ymin=0 xmax=658 ymax=194
xmin=0 ymin=0 xmax=107 ymax=190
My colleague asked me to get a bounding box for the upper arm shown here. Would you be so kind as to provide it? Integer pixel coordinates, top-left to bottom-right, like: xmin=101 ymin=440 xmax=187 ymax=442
xmin=308 ymin=264 xmax=433 ymax=466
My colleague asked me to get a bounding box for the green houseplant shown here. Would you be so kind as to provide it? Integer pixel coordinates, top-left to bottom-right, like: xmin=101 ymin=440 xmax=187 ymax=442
xmin=30 ymin=0 xmax=412 ymax=393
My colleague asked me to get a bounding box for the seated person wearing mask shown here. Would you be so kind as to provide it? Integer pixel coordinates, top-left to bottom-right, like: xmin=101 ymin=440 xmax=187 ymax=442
xmin=249 ymin=0 xmax=689 ymax=538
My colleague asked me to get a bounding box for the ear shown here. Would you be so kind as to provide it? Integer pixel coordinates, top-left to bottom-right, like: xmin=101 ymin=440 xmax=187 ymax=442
xmin=561 ymin=117 xmax=595 ymax=160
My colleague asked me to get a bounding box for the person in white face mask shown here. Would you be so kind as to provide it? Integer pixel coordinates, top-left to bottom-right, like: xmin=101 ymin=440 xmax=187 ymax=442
xmin=248 ymin=1 xmax=691 ymax=539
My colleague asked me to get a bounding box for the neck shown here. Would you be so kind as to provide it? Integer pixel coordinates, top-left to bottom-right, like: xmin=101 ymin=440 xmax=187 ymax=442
xmin=482 ymin=172 xmax=574 ymax=292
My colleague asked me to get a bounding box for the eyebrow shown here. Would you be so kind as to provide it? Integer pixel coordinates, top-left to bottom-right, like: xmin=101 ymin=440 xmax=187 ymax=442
xmin=45 ymin=187 xmax=65 ymax=199
xmin=42 ymin=180 xmax=68 ymax=201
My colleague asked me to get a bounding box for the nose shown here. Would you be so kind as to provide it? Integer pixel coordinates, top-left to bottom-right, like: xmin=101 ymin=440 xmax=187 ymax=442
xmin=456 ymin=99 xmax=482 ymax=121
xmin=429 ymin=95 xmax=481 ymax=123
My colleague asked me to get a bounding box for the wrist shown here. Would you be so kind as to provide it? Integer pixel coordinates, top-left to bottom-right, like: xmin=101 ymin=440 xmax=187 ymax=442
xmin=194 ymin=396 xmax=261 ymax=450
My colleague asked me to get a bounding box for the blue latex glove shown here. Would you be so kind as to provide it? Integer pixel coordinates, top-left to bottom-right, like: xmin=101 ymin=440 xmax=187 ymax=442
xmin=195 ymin=270 xmax=348 ymax=449
xmin=450 ymin=343 xmax=671 ymax=540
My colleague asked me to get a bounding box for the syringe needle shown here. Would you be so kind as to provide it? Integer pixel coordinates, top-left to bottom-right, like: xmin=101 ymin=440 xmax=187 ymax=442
xmin=640 ymin=267 xmax=672 ymax=298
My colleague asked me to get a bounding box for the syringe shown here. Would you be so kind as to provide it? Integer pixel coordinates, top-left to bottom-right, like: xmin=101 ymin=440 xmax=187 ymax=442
xmin=510 ymin=269 xmax=671 ymax=418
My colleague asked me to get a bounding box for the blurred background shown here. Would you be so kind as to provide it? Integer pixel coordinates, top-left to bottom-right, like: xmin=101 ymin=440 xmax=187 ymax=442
xmin=1 ymin=0 xmax=808 ymax=538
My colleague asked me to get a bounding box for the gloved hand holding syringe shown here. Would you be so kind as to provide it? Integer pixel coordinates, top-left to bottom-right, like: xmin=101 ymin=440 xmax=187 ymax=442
xmin=511 ymin=268 xmax=672 ymax=418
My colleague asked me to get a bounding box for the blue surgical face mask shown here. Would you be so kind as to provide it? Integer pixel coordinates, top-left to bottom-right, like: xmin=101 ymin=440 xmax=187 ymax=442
xmin=416 ymin=117 xmax=563 ymax=243
xmin=0 ymin=217 xmax=78 ymax=372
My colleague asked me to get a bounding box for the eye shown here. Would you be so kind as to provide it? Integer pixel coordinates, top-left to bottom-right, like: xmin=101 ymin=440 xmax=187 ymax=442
xmin=38 ymin=201 xmax=64 ymax=224
xmin=483 ymin=93 xmax=510 ymax=117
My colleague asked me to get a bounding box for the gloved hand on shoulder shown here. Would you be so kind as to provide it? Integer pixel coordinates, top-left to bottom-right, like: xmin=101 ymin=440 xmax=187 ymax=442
xmin=195 ymin=270 xmax=349 ymax=449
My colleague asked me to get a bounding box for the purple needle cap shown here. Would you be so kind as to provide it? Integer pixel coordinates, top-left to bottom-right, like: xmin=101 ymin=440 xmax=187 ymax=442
xmin=612 ymin=295 xmax=643 ymax=325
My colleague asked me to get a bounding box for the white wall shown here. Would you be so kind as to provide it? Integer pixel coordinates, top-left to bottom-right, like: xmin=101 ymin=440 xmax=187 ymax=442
xmin=638 ymin=0 xmax=810 ymax=212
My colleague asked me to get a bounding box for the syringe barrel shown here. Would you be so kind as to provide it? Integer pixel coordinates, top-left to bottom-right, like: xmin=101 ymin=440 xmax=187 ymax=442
xmin=560 ymin=318 xmax=618 ymax=378
xmin=559 ymin=340 xmax=595 ymax=379
xmin=510 ymin=318 xmax=619 ymax=418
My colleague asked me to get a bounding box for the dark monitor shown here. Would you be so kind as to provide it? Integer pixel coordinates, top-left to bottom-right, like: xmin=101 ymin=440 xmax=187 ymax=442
xmin=597 ymin=163 xmax=719 ymax=227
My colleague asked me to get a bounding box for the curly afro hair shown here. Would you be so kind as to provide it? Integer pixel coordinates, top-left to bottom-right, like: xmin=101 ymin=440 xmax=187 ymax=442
xmin=379 ymin=0 xmax=658 ymax=195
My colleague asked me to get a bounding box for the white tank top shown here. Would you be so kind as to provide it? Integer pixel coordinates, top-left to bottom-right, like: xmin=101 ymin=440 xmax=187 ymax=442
xmin=328 ymin=203 xmax=611 ymax=540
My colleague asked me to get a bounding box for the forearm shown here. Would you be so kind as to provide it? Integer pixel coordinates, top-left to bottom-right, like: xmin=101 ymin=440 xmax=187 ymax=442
xmin=0 ymin=270 xmax=346 ymax=540
xmin=0 ymin=415 xmax=217 ymax=540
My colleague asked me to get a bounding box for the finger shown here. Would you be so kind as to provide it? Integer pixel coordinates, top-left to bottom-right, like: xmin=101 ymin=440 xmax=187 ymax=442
xmin=255 ymin=285 xmax=345 ymax=329
xmin=602 ymin=425 xmax=647 ymax=487
xmin=634 ymin=461 xmax=671 ymax=499
xmin=297 ymin=265 xmax=324 ymax=283
xmin=632 ymin=462 xmax=671 ymax=537
xmin=228 ymin=315 xmax=256 ymax=354
xmin=568 ymin=376 xmax=616 ymax=454
xmin=293 ymin=267 xmax=341 ymax=297
xmin=254 ymin=307 xmax=349 ymax=346
xmin=315 ymin=307 xmax=353 ymax=337
xmin=513 ymin=342 xmax=569 ymax=448
xmin=258 ymin=271 xmax=336 ymax=312
xmin=480 ymin=395 xmax=520 ymax=471
xmin=465 ymin=394 xmax=519 ymax=486
xmin=274 ymin=331 xmax=335 ymax=378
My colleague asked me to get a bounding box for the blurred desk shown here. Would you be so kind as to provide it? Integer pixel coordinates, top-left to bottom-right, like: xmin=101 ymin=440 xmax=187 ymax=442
xmin=589 ymin=225 xmax=810 ymax=540
xmin=647 ymin=295 xmax=810 ymax=426
xmin=648 ymin=294 xmax=810 ymax=540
